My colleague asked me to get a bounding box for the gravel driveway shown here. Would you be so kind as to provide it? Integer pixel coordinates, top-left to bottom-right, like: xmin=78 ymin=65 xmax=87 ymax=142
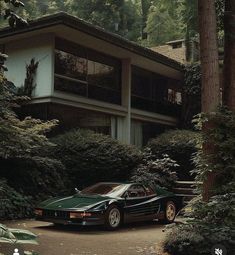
xmin=1 ymin=219 xmax=167 ymax=255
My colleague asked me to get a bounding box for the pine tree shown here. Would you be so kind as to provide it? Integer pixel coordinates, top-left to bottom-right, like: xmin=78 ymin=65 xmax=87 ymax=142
xmin=145 ymin=0 xmax=184 ymax=46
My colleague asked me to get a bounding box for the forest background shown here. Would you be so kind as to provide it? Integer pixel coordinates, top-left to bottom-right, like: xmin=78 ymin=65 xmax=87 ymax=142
xmin=0 ymin=0 xmax=201 ymax=47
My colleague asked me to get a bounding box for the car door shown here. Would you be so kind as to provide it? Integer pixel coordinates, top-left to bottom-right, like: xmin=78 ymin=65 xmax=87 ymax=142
xmin=123 ymin=184 xmax=158 ymax=222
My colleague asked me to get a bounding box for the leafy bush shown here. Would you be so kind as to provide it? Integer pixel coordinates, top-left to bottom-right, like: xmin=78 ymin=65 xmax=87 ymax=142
xmin=164 ymin=224 xmax=204 ymax=255
xmin=147 ymin=129 xmax=200 ymax=180
xmin=193 ymin=108 xmax=235 ymax=192
xmin=163 ymin=108 xmax=235 ymax=255
xmin=164 ymin=194 xmax=235 ymax=255
xmin=0 ymin=157 xmax=66 ymax=200
xmin=0 ymin=74 xmax=65 ymax=219
xmin=0 ymin=179 xmax=33 ymax=219
xmin=50 ymin=129 xmax=143 ymax=189
xmin=131 ymin=149 xmax=178 ymax=190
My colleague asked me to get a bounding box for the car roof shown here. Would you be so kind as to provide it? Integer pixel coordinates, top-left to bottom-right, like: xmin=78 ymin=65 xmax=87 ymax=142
xmin=96 ymin=182 xmax=132 ymax=185
xmin=95 ymin=182 xmax=146 ymax=186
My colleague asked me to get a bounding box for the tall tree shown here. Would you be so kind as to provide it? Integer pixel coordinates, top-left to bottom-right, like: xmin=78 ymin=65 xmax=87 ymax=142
xmin=181 ymin=0 xmax=198 ymax=62
xmin=65 ymin=0 xmax=140 ymax=40
xmin=223 ymin=0 xmax=235 ymax=110
xmin=198 ymin=0 xmax=220 ymax=113
xmin=198 ymin=0 xmax=220 ymax=201
xmin=145 ymin=0 xmax=184 ymax=46
xmin=140 ymin=0 xmax=151 ymax=39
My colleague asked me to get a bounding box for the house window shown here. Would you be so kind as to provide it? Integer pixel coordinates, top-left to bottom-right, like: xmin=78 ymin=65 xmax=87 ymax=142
xmin=54 ymin=38 xmax=121 ymax=105
xmin=131 ymin=68 xmax=152 ymax=98
xmin=168 ymin=89 xmax=182 ymax=105
xmin=55 ymin=50 xmax=87 ymax=81
xmin=131 ymin=66 xmax=182 ymax=116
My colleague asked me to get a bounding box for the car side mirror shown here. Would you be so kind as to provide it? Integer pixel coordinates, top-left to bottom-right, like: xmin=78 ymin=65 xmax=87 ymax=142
xmin=75 ymin=188 xmax=81 ymax=193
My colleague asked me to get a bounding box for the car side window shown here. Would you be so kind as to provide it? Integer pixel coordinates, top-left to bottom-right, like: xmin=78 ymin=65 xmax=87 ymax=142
xmin=144 ymin=186 xmax=156 ymax=196
xmin=126 ymin=185 xmax=146 ymax=198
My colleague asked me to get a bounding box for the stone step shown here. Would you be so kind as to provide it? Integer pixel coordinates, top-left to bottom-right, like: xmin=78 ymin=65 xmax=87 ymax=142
xmin=175 ymin=194 xmax=197 ymax=206
xmin=173 ymin=187 xmax=195 ymax=195
xmin=175 ymin=181 xmax=200 ymax=188
xmin=174 ymin=181 xmax=200 ymax=206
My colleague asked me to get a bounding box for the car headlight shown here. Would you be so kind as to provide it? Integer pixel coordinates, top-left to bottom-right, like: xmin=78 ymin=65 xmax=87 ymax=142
xmin=34 ymin=209 xmax=43 ymax=216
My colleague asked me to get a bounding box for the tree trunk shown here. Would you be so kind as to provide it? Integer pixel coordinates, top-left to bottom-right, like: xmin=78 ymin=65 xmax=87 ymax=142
xmin=223 ymin=0 xmax=235 ymax=110
xmin=198 ymin=0 xmax=220 ymax=113
xmin=198 ymin=0 xmax=220 ymax=202
xmin=140 ymin=0 xmax=150 ymax=39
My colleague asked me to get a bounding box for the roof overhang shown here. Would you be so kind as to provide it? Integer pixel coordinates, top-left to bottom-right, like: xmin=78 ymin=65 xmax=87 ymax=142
xmin=0 ymin=12 xmax=183 ymax=79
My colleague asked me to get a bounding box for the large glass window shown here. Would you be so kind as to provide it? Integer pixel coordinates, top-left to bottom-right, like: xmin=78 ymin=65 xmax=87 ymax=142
xmin=87 ymin=61 xmax=116 ymax=89
xmin=54 ymin=38 xmax=121 ymax=105
xmin=55 ymin=50 xmax=87 ymax=81
xmin=131 ymin=66 xmax=181 ymax=116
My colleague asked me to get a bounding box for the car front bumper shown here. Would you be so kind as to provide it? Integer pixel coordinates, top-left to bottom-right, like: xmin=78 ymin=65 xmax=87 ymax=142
xmin=35 ymin=213 xmax=105 ymax=226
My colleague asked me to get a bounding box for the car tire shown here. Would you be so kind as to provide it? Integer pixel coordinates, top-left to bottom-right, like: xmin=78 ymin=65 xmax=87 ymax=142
xmin=104 ymin=204 xmax=122 ymax=230
xmin=160 ymin=201 xmax=176 ymax=224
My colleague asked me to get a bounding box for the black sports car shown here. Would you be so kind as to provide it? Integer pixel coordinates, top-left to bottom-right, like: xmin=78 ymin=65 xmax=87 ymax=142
xmin=35 ymin=182 xmax=183 ymax=230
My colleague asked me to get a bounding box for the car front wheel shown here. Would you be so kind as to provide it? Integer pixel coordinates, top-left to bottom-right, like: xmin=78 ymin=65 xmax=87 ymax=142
xmin=105 ymin=205 xmax=122 ymax=230
xmin=161 ymin=201 xmax=176 ymax=224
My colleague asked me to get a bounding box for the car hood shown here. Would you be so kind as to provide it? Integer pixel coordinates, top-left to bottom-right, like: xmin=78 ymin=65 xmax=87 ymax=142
xmin=38 ymin=194 xmax=112 ymax=210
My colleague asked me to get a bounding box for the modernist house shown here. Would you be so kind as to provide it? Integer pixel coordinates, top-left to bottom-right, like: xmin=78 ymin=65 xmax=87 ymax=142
xmin=0 ymin=12 xmax=183 ymax=147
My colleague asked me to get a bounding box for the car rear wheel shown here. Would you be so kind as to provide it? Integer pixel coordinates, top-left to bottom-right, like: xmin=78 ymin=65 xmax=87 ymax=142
xmin=105 ymin=205 xmax=122 ymax=230
xmin=160 ymin=201 xmax=176 ymax=224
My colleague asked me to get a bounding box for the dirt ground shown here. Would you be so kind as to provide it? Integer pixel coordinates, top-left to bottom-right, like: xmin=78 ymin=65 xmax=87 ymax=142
xmin=1 ymin=219 xmax=168 ymax=255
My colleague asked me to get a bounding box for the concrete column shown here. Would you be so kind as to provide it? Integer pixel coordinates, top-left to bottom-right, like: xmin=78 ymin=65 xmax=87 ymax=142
xmin=118 ymin=58 xmax=131 ymax=144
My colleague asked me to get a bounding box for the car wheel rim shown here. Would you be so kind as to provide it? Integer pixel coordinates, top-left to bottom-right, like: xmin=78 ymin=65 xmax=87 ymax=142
xmin=109 ymin=208 xmax=121 ymax=228
xmin=166 ymin=203 xmax=175 ymax=221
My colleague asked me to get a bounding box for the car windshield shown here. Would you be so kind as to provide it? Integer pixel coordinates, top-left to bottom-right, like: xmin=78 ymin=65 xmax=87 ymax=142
xmin=80 ymin=183 xmax=127 ymax=197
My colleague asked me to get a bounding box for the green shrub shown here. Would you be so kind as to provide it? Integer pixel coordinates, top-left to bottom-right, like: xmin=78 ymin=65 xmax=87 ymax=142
xmin=0 ymin=76 xmax=66 ymax=217
xmin=131 ymin=149 xmax=178 ymax=190
xmin=147 ymin=129 xmax=200 ymax=180
xmin=164 ymin=224 xmax=204 ymax=255
xmin=164 ymin=108 xmax=235 ymax=255
xmin=51 ymin=129 xmax=143 ymax=188
xmin=0 ymin=179 xmax=33 ymax=219
xmin=164 ymin=193 xmax=235 ymax=255
xmin=193 ymin=108 xmax=235 ymax=192
xmin=0 ymin=157 xmax=67 ymax=200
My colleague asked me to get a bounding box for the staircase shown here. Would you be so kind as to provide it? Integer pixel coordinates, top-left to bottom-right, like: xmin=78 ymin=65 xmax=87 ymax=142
xmin=173 ymin=181 xmax=199 ymax=205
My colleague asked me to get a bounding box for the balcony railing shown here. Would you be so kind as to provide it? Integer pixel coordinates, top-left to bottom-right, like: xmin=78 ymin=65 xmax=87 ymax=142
xmin=54 ymin=74 xmax=121 ymax=105
xmin=131 ymin=96 xmax=181 ymax=117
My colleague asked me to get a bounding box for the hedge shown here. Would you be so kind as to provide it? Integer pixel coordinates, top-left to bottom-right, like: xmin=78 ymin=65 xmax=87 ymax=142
xmin=0 ymin=179 xmax=33 ymax=220
xmin=0 ymin=157 xmax=66 ymax=200
xmin=51 ymin=129 xmax=143 ymax=189
xmin=147 ymin=129 xmax=200 ymax=180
